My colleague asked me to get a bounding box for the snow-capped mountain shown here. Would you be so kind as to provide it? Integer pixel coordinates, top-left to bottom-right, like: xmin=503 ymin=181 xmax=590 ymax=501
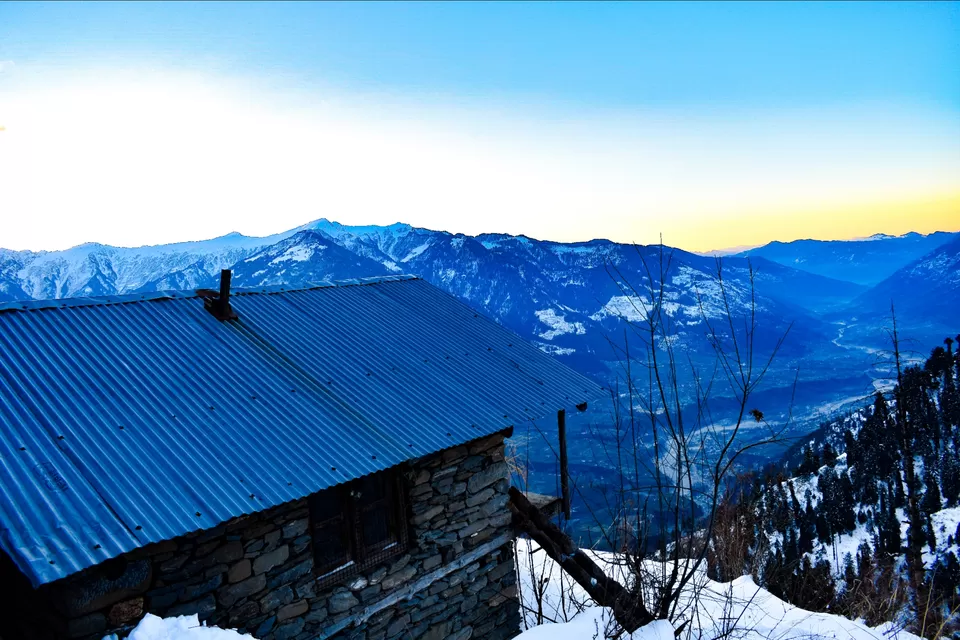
xmin=1 ymin=220 xmax=956 ymax=425
xmin=853 ymin=234 xmax=960 ymax=323
xmin=737 ymin=230 xmax=959 ymax=286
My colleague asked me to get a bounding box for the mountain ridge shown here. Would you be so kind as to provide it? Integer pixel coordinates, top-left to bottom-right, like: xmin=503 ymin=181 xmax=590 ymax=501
xmin=1 ymin=219 xmax=957 ymax=430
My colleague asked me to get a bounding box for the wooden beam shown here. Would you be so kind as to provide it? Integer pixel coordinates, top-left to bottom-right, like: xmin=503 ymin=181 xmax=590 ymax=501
xmin=509 ymin=487 xmax=653 ymax=632
xmin=558 ymin=408 xmax=570 ymax=519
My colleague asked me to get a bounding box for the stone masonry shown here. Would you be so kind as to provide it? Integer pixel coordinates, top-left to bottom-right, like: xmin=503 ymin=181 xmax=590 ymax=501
xmin=1 ymin=433 xmax=520 ymax=640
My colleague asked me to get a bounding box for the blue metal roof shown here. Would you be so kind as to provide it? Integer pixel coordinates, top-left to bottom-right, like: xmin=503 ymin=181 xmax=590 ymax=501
xmin=0 ymin=275 xmax=603 ymax=586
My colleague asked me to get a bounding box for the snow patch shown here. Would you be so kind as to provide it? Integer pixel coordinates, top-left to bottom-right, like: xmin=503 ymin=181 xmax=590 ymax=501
xmin=515 ymin=541 xmax=922 ymax=640
xmin=110 ymin=614 xmax=256 ymax=640
xmin=535 ymin=309 xmax=586 ymax=340
xmin=400 ymin=242 xmax=430 ymax=263
xmin=269 ymin=245 xmax=320 ymax=265
xmin=590 ymin=295 xmax=649 ymax=322
xmin=535 ymin=342 xmax=576 ymax=356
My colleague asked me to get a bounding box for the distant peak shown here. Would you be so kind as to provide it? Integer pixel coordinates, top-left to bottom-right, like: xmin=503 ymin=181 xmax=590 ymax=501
xmin=301 ymin=218 xmax=412 ymax=236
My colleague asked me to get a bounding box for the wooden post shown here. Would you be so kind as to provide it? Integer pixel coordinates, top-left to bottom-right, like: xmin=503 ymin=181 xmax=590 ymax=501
xmin=558 ymin=408 xmax=570 ymax=519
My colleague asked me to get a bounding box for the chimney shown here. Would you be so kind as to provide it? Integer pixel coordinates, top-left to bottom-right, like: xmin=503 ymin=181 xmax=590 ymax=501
xmin=204 ymin=269 xmax=238 ymax=320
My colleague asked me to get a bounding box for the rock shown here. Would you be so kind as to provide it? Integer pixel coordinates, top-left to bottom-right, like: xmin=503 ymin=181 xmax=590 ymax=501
xmin=450 ymin=627 xmax=474 ymax=640
xmin=228 ymin=559 xmax=252 ymax=584
xmin=466 ymin=462 xmax=507 ymax=494
xmin=267 ymin=558 xmax=312 ymax=589
xmin=422 ymin=620 xmax=453 ymax=640
xmin=229 ymin=600 xmax=260 ymax=624
xmin=389 ymin=554 xmax=411 ymax=573
xmin=255 ymin=615 xmax=276 ymax=637
xmin=260 ymin=585 xmax=294 ymax=613
xmin=242 ymin=522 xmax=275 ymax=541
xmin=348 ymin=575 xmax=369 ymax=591
xmin=274 ymin=617 xmax=305 ymax=640
xmin=253 ymin=544 xmax=289 ymax=574
xmin=359 ymin=583 xmax=382 ymax=602
xmin=282 ymin=518 xmax=308 ymax=540
xmin=264 ymin=529 xmax=282 ymax=550
xmin=305 ymin=605 xmax=328 ymax=623
xmin=212 ymin=540 xmax=244 ymax=564
xmin=328 ymin=590 xmax=359 ymax=614
xmin=107 ymin=597 xmax=144 ymax=626
xmin=386 ymin=613 xmax=411 ymax=636
xmin=458 ymin=519 xmax=489 ymax=539
xmin=480 ymin=493 xmax=509 ymax=517
xmin=158 ymin=553 xmax=191 ymax=574
xmin=276 ymin=599 xmax=308 ymax=621
xmin=292 ymin=534 xmax=311 ymax=555
xmin=442 ymin=446 xmax=468 ymax=463
xmin=411 ymin=504 xmax=443 ymax=526
xmin=195 ymin=540 xmax=220 ymax=558
xmin=488 ymin=511 xmax=512 ymax=528
xmin=368 ymin=566 xmax=388 ymax=585
xmin=465 ymin=488 xmax=494 ymax=508
xmin=295 ymin=578 xmax=317 ymax=600
xmin=180 ymin=574 xmax=222 ymax=601
xmin=422 ymin=554 xmax=442 ymax=571
xmin=218 ymin=574 xmax=266 ymax=608
xmin=468 ymin=435 xmax=502 ymax=454
xmin=168 ymin=594 xmax=216 ymax=619
xmin=147 ymin=587 xmax=179 ymax=610
xmin=380 ymin=565 xmax=417 ymax=591
xmin=432 ymin=467 xmax=457 ymax=486
xmin=67 ymin=613 xmax=106 ymax=638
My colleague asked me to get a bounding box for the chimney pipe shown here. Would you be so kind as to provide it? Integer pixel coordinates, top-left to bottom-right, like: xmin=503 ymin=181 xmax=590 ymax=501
xmin=219 ymin=269 xmax=232 ymax=311
xmin=204 ymin=269 xmax=238 ymax=320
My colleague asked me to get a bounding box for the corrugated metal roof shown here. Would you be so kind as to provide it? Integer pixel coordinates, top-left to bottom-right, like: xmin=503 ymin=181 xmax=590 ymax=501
xmin=0 ymin=275 xmax=603 ymax=586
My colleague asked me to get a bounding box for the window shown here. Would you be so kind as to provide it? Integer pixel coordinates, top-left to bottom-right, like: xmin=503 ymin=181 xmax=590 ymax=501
xmin=308 ymin=469 xmax=409 ymax=580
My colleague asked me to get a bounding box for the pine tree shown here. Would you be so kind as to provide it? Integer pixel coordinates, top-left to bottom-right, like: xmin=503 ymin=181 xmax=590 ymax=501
xmin=800 ymin=503 xmax=816 ymax=553
xmin=785 ymin=527 xmax=799 ymax=568
xmin=823 ymin=442 xmax=838 ymax=467
xmin=921 ymin=465 xmax=943 ymax=516
xmin=941 ymin=448 xmax=960 ymax=506
xmin=925 ymin=515 xmax=937 ymax=553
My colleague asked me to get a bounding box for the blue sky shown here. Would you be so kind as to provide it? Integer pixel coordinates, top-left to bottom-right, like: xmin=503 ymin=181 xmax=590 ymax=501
xmin=4 ymin=2 xmax=958 ymax=109
xmin=0 ymin=2 xmax=958 ymax=251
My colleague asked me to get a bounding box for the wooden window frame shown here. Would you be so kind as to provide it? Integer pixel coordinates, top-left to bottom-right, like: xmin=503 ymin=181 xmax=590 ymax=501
xmin=308 ymin=469 xmax=410 ymax=585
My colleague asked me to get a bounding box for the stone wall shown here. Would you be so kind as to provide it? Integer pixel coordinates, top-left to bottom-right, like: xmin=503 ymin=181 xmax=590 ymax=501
xmin=2 ymin=433 xmax=520 ymax=640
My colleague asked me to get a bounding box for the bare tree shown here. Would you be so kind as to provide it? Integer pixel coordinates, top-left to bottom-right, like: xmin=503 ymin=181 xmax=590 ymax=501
xmin=512 ymin=243 xmax=795 ymax=635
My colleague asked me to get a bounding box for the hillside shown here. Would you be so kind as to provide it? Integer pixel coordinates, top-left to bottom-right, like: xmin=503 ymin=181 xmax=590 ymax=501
xmin=732 ymin=335 xmax=960 ymax=638
xmin=849 ymin=235 xmax=960 ymax=339
xmin=737 ymin=231 xmax=959 ymax=286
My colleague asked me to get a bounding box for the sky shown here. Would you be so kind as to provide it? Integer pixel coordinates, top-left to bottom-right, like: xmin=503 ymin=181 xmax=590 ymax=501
xmin=0 ymin=1 xmax=958 ymax=252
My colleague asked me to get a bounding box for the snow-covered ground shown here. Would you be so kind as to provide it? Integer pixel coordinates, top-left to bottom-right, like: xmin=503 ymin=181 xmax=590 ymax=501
xmin=105 ymin=614 xmax=254 ymax=640
xmin=514 ymin=540 xmax=922 ymax=640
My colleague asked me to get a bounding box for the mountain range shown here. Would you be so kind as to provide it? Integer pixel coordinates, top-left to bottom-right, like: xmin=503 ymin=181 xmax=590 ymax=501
xmin=1 ymin=221 xmax=957 ymax=430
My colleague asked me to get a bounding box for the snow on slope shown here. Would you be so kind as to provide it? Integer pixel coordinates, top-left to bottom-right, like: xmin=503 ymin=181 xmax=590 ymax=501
xmin=515 ymin=540 xmax=921 ymax=640
xmin=107 ymin=613 xmax=255 ymax=640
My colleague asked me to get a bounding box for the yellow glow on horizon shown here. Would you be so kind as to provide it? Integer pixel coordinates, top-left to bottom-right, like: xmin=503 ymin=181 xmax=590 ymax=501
xmin=669 ymin=191 xmax=960 ymax=253
xmin=0 ymin=69 xmax=958 ymax=252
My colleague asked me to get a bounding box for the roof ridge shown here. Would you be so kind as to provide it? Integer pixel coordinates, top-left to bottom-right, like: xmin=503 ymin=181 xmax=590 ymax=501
xmin=0 ymin=274 xmax=420 ymax=314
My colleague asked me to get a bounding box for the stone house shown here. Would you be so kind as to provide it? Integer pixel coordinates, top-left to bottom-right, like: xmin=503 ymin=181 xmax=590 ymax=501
xmin=0 ymin=274 xmax=600 ymax=640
